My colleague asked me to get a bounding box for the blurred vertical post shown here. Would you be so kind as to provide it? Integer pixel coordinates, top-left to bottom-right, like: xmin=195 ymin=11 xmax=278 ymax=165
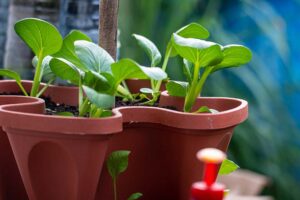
xmin=0 ymin=0 xmax=9 ymax=70
xmin=4 ymin=0 xmax=34 ymax=79
xmin=99 ymin=0 xmax=119 ymax=59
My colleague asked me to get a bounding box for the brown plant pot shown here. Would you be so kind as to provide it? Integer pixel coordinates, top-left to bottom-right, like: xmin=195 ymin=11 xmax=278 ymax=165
xmin=0 ymin=80 xmax=248 ymax=200
xmin=96 ymin=91 xmax=248 ymax=200
xmin=0 ymin=80 xmax=122 ymax=200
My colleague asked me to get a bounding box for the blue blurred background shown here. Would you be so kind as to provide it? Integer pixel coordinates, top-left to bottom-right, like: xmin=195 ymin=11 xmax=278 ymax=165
xmin=1 ymin=0 xmax=300 ymax=199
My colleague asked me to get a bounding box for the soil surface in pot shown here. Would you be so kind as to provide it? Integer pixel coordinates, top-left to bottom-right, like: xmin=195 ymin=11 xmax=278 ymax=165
xmin=0 ymin=93 xmax=177 ymax=117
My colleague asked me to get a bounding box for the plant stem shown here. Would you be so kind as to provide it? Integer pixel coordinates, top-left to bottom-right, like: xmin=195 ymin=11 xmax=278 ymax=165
xmin=113 ymin=179 xmax=117 ymax=200
xmin=17 ymin=82 xmax=28 ymax=96
xmin=117 ymin=85 xmax=133 ymax=100
xmin=154 ymin=47 xmax=172 ymax=92
xmin=79 ymin=98 xmax=89 ymax=117
xmin=36 ymin=78 xmax=55 ymax=98
xmin=184 ymin=67 xmax=211 ymax=112
xmin=30 ymin=52 xmax=43 ymax=97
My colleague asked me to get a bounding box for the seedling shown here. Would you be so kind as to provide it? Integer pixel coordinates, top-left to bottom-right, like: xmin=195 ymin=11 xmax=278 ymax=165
xmin=50 ymin=37 xmax=167 ymax=117
xmin=132 ymin=23 xmax=210 ymax=105
xmin=106 ymin=151 xmax=142 ymax=200
xmin=166 ymin=32 xmax=252 ymax=112
xmin=0 ymin=18 xmax=63 ymax=97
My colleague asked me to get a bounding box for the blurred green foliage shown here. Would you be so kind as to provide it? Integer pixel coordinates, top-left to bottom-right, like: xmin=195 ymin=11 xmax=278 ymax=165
xmin=119 ymin=0 xmax=300 ymax=200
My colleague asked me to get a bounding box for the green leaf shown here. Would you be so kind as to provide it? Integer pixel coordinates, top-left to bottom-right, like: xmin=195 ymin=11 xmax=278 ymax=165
xmin=211 ymin=45 xmax=252 ymax=73
xmin=101 ymin=110 xmax=113 ymax=117
xmin=111 ymin=59 xmax=167 ymax=87
xmin=106 ymin=150 xmax=131 ymax=180
xmin=140 ymin=88 xmax=153 ymax=94
xmin=166 ymin=81 xmax=188 ymax=97
xmin=172 ymin=33 xmax=223 ymax=66
xmin=75 ymin=40 xmax=114 ymax=73
xmin=193 ymin=106 xmax=219 ymax=114
xmin=128 ymin=193 xmax=143 ymax=200
xmin=54 ymin=30 xmax=92 ymax=72
xmin=0 ymin=69 xmax=28 ymax=96
xmin=14 ymin=18 xmax=62 ymax=58
xmin=83 ymin=71 xmax=112 ymax=93
xmin=133 ymin=34 xmax=162 ymax=66
xmin=218 ymin=159 xmax=239 ymax=175
xmin=49 ymin=58 xmax=81 ymax=84
xmin=169 ymin=23 xmax=210 ymax=57
xmin=82 ymin=86 xmax=115 ymax=109
xmin=0 ymin=69 xmax=22 ymax=83
xmin=176 ymin=23 xmax=210 ymax=39
xmin=56 ymin=112 xmax=74 ymax=117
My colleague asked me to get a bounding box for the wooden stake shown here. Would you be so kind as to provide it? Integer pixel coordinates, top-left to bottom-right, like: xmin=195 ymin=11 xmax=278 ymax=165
xmin=99 ymin=0 xmax=119 ymax=60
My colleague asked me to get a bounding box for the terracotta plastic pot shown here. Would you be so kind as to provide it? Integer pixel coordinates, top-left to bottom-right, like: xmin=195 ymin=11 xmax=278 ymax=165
xmin=96 ymin=91 xmax=248 ymax=200
xmin=0 ymin=80 xmax=122 ymax=200
xmin=0 ymin=80 xmax=79 ymax=200
xmin=0 ymin=80 xmax=248 ymax=200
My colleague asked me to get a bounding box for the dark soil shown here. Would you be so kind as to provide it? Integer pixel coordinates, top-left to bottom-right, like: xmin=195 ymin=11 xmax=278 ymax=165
xmin=0 ymin=93 xmax=177 ymax=116
xmin=43 ymin=96 xmax=79 ymax=116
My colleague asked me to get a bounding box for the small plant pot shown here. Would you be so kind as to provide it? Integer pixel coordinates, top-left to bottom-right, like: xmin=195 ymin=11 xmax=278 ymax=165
xmin=0 ymin=80 xmax=79 ymax=200
xmin=0 ymin=80 xmax=122 ymax=200
xmin=0 ymin=95 xmax=122 ymax=200
xmin=96 ymin=91 xmax=248 ymax=200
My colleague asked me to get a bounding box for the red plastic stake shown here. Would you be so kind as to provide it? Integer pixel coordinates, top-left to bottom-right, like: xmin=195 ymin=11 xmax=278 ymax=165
xmin=190 ymin=148 xmax=226 ymax=200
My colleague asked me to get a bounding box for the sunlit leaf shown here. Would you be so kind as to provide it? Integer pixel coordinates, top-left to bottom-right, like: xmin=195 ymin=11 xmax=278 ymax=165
xmin=133 ymin=34 xmax=162 ymax=66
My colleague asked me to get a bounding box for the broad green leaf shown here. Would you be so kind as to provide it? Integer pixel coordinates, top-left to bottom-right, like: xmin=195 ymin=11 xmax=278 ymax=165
xmin=32 ymin=56 xmax=56 ymax=81
xmin=56 ymin=112 xmax=74 ymax=117
xmin=83 ymin=71 xmax=112 ymax=93
xmin=14 ymin=18 xmax=62 ymax=58
xmin=166 ymin=81 xmax=188 ymax=97
xmin=0 ymin=69 xmax=28 ymax=96
xmin=0 ymin=69 xmax=22 ymax=83
xmin=169 ymin=23 xmax=210 ymax=57
xmin=218 ymin=159 xmax=239 ymax=175
xmin=128 ymin=193 xmax=143 ymax=200
xmin=75 ymin=40 xmax=114 ymax=73
xmin=133 ymin=34 xmax=162 ymax=66
xmin=82 ymin=86 xmax=115 ymax=109
xmin=211 ymin=45 xmax=252 ymax=73
xmin=111 ymin=59 xmax=167 ymax=87
xmin=183 ymin=59 xmax=193 ymax=83
xmin=176 ymin=23 xmax=210 ymax=39
xmin=106 ymin=150 xmax=131 ymax=180
xmin=49 ymin=58 xmax=81 ymax=84
xmin=140 ymin=88 xmax=153 ymax=94
xmin=54 ymin=30 xmax=91 ymax=72
xmin=172 ymin=33 xmax=223 ymax=66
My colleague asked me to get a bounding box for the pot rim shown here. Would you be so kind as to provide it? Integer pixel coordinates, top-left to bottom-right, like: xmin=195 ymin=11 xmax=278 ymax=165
xmin=0 ymin=95 xmax=122 ymax=135
xmin=0 ymin=80 xmax=248 ymax=131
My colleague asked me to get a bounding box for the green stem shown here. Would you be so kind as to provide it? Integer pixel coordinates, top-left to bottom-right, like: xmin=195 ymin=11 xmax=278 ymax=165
xmin=36 ymin=78 xmax=55 ymax=98
xmin=30 ymin=51 xmax=44 ymax=97
xmin=154 ymin=47 xmax=172 ymax=92
xmin=17 ymin=82 xmax=28 ymax=96
xmin=79 ymin=98 xmax=89 ymax=117
xmin=117 ymin=85 xmax=133 ymax=101
xmin=184 ymin=65 xmax=211 ymax=112
xmin=113 ymin=178 xmax=117 ymax=200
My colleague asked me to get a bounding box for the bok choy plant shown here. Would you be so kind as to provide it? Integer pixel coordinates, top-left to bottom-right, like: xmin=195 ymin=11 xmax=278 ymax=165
xmin=131 ymin=23 xmax=210 ymax=105
xmin=49 ymin=37 xmax=167 ymax=117
xmin=166 ymin=33 xmax=252 ymax=112
xmin=0 ymin=18 xmax=63 ymax=97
